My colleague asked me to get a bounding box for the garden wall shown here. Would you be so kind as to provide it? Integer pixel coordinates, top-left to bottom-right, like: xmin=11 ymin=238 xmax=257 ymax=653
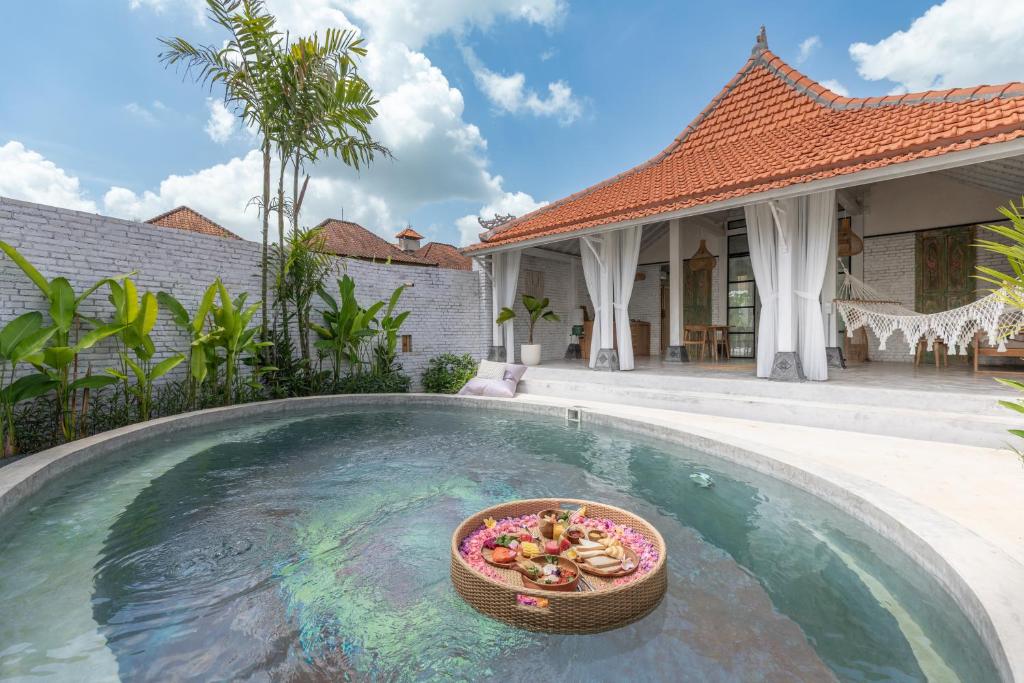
xmin=0 ymin=197 xmax=490 ymax=388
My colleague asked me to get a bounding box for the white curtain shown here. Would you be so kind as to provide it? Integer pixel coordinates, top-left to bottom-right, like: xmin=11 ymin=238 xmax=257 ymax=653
xmin=612 ymin=226 xmax=643 ymax=370
xmin=580 ymin=236 xmax=604 ymax=368
xmin=744 ymin=203 xmax=779 ymax=378
xmin=795 ymin=190 xmax=836 ymax=380
xmin=494 ymin=250 xmax=521 ymax=363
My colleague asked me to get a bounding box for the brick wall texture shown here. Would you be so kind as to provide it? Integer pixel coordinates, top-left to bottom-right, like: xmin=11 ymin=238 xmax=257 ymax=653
xmin=0 ymin=197 xmax=489 ymax=389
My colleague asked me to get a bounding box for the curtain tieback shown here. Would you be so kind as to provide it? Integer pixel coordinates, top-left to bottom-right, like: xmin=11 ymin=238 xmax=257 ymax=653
xmin=794 ymin=290 xmax=818 ymax=300
xmin=612 ymin=302 xmax=628 ymax=310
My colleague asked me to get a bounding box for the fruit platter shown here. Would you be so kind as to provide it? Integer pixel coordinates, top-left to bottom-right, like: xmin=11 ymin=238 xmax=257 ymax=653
xmin=451 ymin=498 xmax=667 ymax=634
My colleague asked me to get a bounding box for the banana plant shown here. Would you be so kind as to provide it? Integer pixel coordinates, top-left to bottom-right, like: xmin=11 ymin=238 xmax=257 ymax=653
xmin=1 ymin=241 xmax=127 ymax=441
xmin=496 ymin=294 xmax=560 ymax=345
xmin=312 ymin=275 xmax=382 ymax=385
xmin=370 ymin=284 xmax=409 ymax=375
xmin=158 ymin=287 xmax=219 ymax=408
xmin=106 ymin=278 xmax=186 ymax=421
xmin=206 ymin=279 xmax=272 ymax=404
xmin=0 ymin=312 xmax=58 ymax=456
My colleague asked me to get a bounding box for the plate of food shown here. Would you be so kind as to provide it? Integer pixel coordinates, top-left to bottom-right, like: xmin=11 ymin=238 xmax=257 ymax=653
xmin=481 ymin=532 xmax=536 ymax=568
xmin=514 ymin=555 xmax=580 ymax=592
xmin=571 ymin=537 xmax=640 ymax=577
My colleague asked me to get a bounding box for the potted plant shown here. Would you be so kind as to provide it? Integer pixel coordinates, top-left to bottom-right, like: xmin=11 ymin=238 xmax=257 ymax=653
xmin=496 ymin=295 xmax=560 ymax=366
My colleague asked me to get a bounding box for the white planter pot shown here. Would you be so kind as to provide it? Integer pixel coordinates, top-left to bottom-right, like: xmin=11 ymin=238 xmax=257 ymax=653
xmin=521 ymin=344 xmax=542 ymax=366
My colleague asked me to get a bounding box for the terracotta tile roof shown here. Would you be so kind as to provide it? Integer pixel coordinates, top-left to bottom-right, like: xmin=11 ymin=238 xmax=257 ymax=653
xmin=316 ymin=218 xmax=436 ymax=266
xmin=395 ymin=226 xmax=424 ymax=240
xmin=146 ymin=206 xmax=241 ymax=239
xmin=468 ymin=44 xmax=1024 ymax=252
xmin=414 ymin=242 xmax=473 ymax=270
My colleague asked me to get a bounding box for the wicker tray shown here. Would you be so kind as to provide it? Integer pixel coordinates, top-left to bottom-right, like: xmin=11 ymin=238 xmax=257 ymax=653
xmin=451 ymin=498 xmax=667 ymax=634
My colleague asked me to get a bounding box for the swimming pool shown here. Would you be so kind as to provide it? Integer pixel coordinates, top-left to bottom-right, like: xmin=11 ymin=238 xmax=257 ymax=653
xmin=0 ymin=405 xmax=1000 ymax=681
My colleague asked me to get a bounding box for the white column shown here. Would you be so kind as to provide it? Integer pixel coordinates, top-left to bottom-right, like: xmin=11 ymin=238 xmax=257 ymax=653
xmin=668 ymin=219 xmax=684 ymax=347
xmin=490 ymin=254 xmax=502 ymax=346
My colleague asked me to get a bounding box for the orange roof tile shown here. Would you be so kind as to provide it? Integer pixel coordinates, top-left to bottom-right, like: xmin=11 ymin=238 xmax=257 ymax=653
xmin=468 ymin=41 xmax=1024 ymax=252
xmin=395 ymin=226 xmax=424 ymax=240
xmin=414 ymin=242 xmax=473 ymax=270
xmin=316 ymin=218 xmax=435 ymax=266
xmin=146 ymin=206 xmax=241 ymax=239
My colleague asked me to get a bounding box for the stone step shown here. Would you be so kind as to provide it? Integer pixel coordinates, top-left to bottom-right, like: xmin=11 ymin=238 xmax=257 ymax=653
xmin=520 ymin=365 xmax=1011 ymax=418
xmin=517 ymin=377 xmax=1019 ymax=448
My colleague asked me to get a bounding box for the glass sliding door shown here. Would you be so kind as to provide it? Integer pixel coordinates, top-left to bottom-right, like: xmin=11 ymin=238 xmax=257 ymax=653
xmin=727 ymin=227 xmax=757 ymax=358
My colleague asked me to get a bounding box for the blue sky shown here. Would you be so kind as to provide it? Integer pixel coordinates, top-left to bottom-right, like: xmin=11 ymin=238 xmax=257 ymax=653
xmin=1 ymin=0 xmax=1019 ymax=245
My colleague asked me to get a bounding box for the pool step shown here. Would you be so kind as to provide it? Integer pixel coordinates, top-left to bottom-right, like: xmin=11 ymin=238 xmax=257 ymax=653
xmin=517 ymin=376 xmax=1019 ymax=448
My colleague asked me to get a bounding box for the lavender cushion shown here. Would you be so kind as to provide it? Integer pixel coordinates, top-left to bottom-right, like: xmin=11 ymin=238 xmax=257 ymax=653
xmin=458 ymin=364 xmax=527 ymax=397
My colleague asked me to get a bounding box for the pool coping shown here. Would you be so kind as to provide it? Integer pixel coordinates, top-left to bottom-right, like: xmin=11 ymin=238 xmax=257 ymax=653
xmin=0 ymin=393 xmax=1020 ymax=682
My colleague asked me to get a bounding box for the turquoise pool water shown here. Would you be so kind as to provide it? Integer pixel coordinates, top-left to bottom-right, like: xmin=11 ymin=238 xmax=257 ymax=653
xmin=0 ymin=407 xmax=1000 ymax=681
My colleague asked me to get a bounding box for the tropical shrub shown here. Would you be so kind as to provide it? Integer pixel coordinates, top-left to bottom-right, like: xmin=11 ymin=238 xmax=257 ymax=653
xmin=337 ymin=367 xmax=411 ymax=394
xmin=496 ymin=294 xmax=560 ymax=344
xmin=421 ymin=353 xmax=476 ymax=394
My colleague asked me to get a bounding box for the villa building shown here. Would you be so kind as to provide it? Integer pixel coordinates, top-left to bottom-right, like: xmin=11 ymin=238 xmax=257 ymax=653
xmin=465 ymin=29 xmax=1024 ymax=380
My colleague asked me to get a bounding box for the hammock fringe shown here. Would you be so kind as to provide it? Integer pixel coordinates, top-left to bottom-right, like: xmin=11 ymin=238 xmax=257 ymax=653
xmin=833 ymin=263 xmax=1023 ymax=356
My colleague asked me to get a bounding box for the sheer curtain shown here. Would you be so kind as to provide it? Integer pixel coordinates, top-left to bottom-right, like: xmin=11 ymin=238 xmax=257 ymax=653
xmin=744 ymin=203 xmax=779 ymax=378
xmin=580 ymin=236 xmax=604 ymax=368
xmin=494 ymin=250 xmax=521 ymax=363
xmin=795 ymin=190 xmax=836 ymax=380
xmin=612 ymin=226 xmax=643 ymax=370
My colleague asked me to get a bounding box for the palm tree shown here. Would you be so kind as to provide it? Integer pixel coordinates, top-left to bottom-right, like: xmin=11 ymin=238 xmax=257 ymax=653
xmin=271 ymin=29 xmax=388 ymax=348
xmin=159 ymin=0 xmax=283 ymax=342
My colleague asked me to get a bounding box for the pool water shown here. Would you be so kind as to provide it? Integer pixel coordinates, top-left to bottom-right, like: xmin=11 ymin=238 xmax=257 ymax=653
xmin=0 ymin=407 xmax=1000 ymax=682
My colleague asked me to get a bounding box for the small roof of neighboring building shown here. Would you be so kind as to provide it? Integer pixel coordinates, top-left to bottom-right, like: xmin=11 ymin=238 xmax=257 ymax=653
xmin=316 ymin=218 xmax=435 ymax=266
xmin=414 ymin=242 xmax=473 ymax=270
xmin=146 ymin=206 xmax=241 ymax=239
xmin=395 ymin=226 xmax=424 ymax=240
xmin=468 ymin=28 xmax=1024 ymax=252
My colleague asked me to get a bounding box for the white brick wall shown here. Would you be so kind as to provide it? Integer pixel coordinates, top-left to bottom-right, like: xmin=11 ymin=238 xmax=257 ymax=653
xmin=0 ymin=197 xmax=489 ymax=388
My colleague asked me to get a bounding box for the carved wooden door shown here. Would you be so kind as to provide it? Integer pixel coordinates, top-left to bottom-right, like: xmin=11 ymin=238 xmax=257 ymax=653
xmin=684 ymin=262 xmax=712 ymax=326
xmin=915 ymin=226 xmax=975 ymax=314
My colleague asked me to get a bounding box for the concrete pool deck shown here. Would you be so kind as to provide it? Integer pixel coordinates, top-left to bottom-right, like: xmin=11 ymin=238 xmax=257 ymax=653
xmin=1 ymin=393 xmax=1021 ymax=681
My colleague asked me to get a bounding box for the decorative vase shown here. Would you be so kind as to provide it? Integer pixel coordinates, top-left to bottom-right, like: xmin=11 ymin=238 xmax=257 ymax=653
xmin=521 ymin=344 xmax=542 ymax=366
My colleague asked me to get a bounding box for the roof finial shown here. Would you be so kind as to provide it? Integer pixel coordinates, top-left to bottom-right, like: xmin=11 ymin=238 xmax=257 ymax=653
xmin=752 ymin=25 xmax=768 ymax=56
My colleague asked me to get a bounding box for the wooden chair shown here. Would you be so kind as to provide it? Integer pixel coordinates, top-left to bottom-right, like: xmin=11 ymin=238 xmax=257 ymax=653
xmin=682 ymin=325 xmax=707 ymax=362
xmin=710 ymin=326 xmax=730 ymax=362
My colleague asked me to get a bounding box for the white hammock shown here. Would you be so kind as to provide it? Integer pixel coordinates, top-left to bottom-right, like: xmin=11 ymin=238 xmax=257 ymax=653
xmin=833 ymin=262 xmax=1024 ymax=355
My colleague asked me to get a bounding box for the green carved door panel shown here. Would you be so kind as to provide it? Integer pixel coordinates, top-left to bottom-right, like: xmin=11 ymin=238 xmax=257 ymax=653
xmin=915 ymin=226 xmax=975 ymax=314
xmin=684 ymin=261 xmax=712 ymax=326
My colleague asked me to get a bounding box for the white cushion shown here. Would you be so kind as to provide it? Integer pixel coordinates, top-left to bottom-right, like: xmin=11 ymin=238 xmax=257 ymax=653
xmin=476 ymin=359 xmax=507 ymax=379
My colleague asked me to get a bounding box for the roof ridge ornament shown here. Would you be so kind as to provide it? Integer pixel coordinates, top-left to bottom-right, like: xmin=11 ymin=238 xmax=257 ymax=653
xmin=752 ymin=25 xmax=768 ymax=56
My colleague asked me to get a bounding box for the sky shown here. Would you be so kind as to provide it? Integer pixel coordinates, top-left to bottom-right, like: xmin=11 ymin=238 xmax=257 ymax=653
xmin=2 ymin=0 xmax=1024 ymax=246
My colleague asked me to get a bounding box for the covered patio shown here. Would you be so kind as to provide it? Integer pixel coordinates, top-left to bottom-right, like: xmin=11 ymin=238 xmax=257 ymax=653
xmin=465 ymin=29 xmax=1024 ymax=385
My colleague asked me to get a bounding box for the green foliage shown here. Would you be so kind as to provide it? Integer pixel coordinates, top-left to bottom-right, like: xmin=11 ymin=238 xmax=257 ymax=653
xmin=336 ymin=368 xmax=411 ymax=394
xmin=0 ymin=313 xmax=58 ymax=455
xmin=496 ymin=294 xmax=561 ymax=344
xmin=273 ymin=226 xmax=336 ymax=363
xmin=977 ymin=199 xmax=1024 ymax=462
xmin=421 ymin=354 xmax=477 ymax=394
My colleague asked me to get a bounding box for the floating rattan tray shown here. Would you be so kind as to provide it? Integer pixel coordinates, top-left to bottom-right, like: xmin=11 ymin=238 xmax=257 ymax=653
xmin=450 ymin=498 xmax=667 ymax=634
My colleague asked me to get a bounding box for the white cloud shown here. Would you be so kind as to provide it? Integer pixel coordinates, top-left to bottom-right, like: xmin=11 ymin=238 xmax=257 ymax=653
xmin=463 ymin=47 xmax=582 ymax=124
xmin=849 ymin=0 xmax=1024 ymax=92
xmin=820 ymin=79 xmax=850 ymax=97
xmin=340 ymin=0 xmax=566 ymax=50
xmin=455 ymin=188 xmax=546 ymax=246
xmin=0 ymin=141 xmax=97 ymax=213
xmin=124 ymin=101 xmax=160 ymax=125
xmin=112 ymin=0 xmax=552 ymax=244
xmin=204 ymin=98 xmax=237 ymax=143
xmin=539 ymin=48 xmax=557 ymax=62
xmin=797 ymin=36 xmax=820 ymax=65
xmin=128 ymin=0 xmax=206 ymax=23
